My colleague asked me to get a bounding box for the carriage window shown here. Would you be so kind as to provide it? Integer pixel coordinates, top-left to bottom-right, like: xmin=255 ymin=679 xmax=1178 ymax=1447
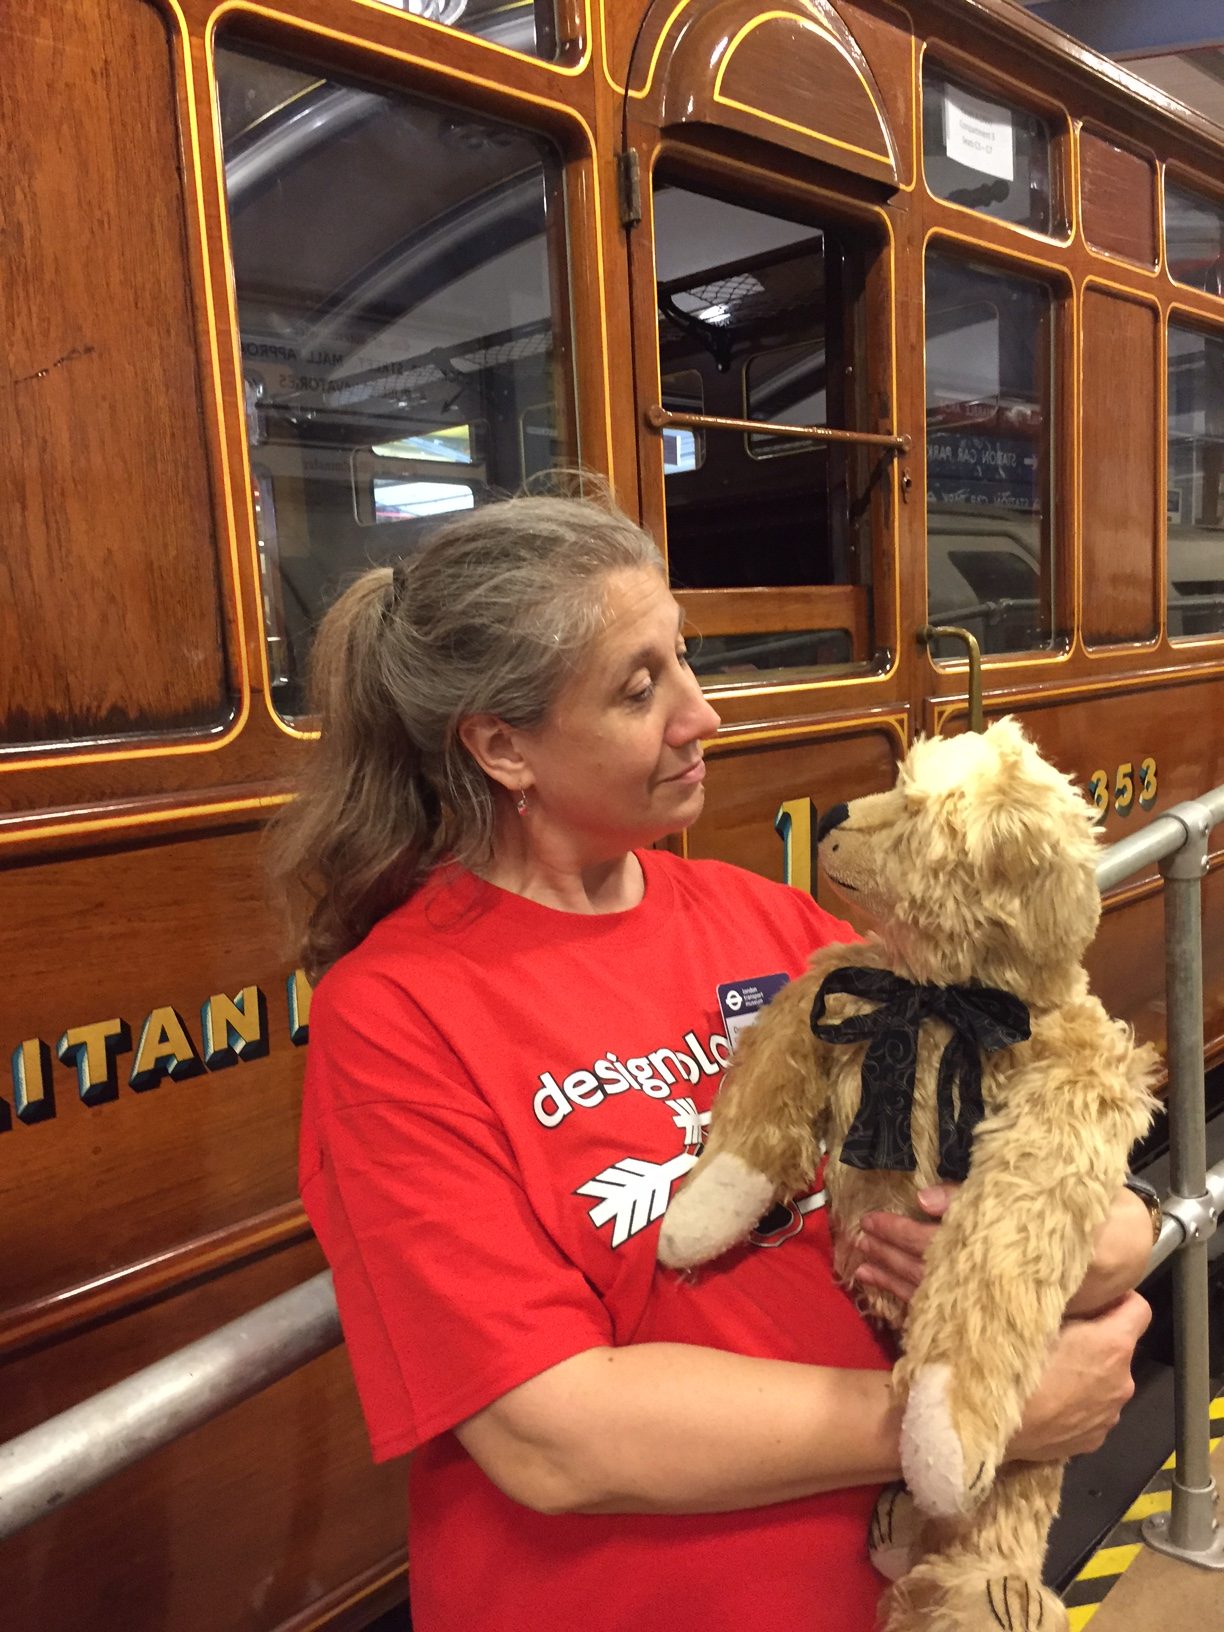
xmin=1167 ymin=322 xmax=1224 ymax=639
xmin=1165 ymin=181 xmax=1224 ymax=298
xmin=651 ymin=177 xmax=883 ymax=681
xmin=216 ymin=42 xmax=574 ymax=720
xmin=925 ymin=254 xmax=1055 ymax=658
xmin=923 ymin=68 xmax=1054 ymax=235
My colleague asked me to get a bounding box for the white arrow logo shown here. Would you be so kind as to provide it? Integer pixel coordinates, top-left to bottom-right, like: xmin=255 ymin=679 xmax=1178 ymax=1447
xmin=667 ymin=1095 xmax=704 ymax=1149
xmin=577 ymin=1152 xmax=699 ymax=1247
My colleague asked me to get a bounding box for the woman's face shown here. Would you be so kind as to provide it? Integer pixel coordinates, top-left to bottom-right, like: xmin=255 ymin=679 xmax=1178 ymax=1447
xmin=516 ymin=567 xmax=722 ymax=860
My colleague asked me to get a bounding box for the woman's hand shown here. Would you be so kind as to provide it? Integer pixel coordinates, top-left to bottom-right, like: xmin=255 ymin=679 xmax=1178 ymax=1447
xmin=1007 ymin=1290 xmax=1151 ymax=1462
xmin=852 ymin=1185 xmax=954 ymax=1301
xmin=853 ymin=1183 xmax=1156 ymax=1312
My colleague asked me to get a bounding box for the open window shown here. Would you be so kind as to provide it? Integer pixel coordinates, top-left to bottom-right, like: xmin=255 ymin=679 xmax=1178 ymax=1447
xmin=647 ymin=171 xmax=895 ymax=682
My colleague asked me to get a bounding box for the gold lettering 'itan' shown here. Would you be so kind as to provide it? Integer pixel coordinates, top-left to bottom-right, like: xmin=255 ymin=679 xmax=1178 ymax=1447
xmin=12 ymin=1039 xmax=55 ymax=1125
xmin=129 ymin=1007 xmax=205 ymax=1092
xmin=287 ymin=969 xmax=313 ymax=1046
xmin=202 ymin=987 xmax=270 ymax=1070
xmin=57 ymin=1018 xmax=131 ymax=1105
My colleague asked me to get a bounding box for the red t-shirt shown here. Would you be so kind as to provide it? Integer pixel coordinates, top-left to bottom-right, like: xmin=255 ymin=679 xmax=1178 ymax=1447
xmin=300 ymin=850 xmax=892 ymax=1631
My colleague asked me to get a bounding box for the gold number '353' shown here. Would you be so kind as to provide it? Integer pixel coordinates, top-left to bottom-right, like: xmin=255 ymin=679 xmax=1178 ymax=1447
xmin=1088 ymin=758 xmax=1157 ymax=818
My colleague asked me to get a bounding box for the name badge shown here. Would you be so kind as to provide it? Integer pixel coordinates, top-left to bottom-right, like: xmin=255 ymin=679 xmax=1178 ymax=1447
xmin=716 ymin=973 xmax=790 ymax=1051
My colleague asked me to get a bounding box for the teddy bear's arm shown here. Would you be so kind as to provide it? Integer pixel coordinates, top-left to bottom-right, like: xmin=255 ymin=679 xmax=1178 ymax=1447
xmin=893 ymin=1017 xmax=1158 ymax=1519
xmin=657 ymin=965 xmax=837 ymax=1268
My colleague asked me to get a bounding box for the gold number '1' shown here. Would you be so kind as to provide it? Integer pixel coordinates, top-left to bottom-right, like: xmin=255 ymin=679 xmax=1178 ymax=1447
xmin=775 ymin=797 xmax=817 ymax=895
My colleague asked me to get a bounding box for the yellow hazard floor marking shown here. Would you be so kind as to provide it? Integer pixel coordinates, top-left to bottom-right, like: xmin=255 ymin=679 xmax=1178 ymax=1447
xmin=1063 ymin=1384 xmax=1224 ymax=1626
xmin=1076 ymin=1543 xmax=1143 ymax=1580
xmin=1123 ymin=1488 xmax=1171 ymax=1521
xmin=1067 ymin=1606 xmax=1102 ymax=1630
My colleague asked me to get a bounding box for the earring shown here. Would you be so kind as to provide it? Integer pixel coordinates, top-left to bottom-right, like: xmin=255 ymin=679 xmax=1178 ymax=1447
xmin=515 ymin=787 xmax=529 ymax=816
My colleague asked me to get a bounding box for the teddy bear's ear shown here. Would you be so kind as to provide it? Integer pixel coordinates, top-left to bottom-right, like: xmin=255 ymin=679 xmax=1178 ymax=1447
xmin=959 ymin=723 xmax=1102 ymax=946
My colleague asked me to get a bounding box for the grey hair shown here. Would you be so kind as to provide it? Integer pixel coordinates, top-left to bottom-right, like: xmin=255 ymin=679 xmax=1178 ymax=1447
xmin=267 ymin=490 xmax=664 ymax=977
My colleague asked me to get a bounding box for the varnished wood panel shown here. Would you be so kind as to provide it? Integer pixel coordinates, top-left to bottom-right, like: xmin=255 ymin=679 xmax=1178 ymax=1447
xmin=1080 ymin=289 xmax=1159 ymax=646
xmin=630 ymin=0 xmax=899 ymax=187
xmin=1080 ymin=130 xmax=1157 ymax=266
xmin=689 ymin=724 xmax=903 ymax=936
xmin=0 ymin=0 xmax=229 ymax=747
xmin=0 ymin=824 xmax=304 ymax=1307
xmin=0 ymin=1238 xmax=407 ymax=1632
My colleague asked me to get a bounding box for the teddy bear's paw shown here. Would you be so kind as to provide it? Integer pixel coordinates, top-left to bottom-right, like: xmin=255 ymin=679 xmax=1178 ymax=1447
xmin=868 ymin=1482 xmax=919 ymax=1582
xmin=882 ymin=1566 xmax=1067 ymax=1632
xmin=656 ymin=1152 xmax=774 ymax=1268
xmin=900 ymin=1364 xmax=1000 ymax=1519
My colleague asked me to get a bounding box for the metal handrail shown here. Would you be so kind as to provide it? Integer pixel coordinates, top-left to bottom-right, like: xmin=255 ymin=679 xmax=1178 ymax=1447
xmin=0 ymin=1273 xmax=341 ymax=1542
xmin=2 ymin=790 xmax=1223 ymax=1552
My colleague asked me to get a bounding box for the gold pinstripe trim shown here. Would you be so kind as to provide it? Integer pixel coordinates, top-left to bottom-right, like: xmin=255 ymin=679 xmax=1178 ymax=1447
xmin=205 ymin=2 xmax=616 ymax=742
xmin=712 ymin=12 xmax=894 ymax=169
xmin=641 ymin=142 xmax=904 ymax=705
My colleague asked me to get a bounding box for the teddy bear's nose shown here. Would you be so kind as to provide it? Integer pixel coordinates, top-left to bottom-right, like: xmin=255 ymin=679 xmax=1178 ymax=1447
xmin=816 ymin=803 xmax=849 ymax=842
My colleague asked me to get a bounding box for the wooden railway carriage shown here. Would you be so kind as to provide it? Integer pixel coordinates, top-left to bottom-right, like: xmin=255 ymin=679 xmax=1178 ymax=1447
xmin=2 ymin=0 xmax=1223 ymax=1625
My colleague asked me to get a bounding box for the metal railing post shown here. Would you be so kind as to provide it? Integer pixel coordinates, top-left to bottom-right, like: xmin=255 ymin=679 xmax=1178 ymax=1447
xmin=1142 ymin=799 xmax=1224 ymax=1568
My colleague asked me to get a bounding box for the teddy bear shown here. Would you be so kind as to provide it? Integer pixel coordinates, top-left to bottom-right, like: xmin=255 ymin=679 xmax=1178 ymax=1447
xmin=658 ymin=717 xmax=1160 ymax=1632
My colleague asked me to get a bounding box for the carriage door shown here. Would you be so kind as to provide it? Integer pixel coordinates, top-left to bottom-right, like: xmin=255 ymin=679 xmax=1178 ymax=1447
xmin=619 ymin=0 xmax=913 ymax=909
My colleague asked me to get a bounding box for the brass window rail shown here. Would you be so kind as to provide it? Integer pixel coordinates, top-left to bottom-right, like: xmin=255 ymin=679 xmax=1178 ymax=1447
xmin=645 ymin=402 xmax=911 ymax=453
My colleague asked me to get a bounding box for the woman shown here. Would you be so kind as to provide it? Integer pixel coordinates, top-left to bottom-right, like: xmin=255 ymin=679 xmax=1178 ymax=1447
xmin=282 ymin=492 xmax=1153 ymax=1631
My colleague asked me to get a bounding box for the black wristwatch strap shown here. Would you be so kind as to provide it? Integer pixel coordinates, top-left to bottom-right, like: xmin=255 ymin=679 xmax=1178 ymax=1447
xmin=1123 ymin=1173 xmax=1164 ymax=1245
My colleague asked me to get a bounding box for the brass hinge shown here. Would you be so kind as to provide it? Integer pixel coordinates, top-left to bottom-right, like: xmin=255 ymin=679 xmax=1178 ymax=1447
xmin=617 ymin=150 xmax=642 ymax=229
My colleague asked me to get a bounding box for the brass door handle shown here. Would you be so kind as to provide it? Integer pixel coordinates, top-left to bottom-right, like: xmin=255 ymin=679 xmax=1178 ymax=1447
xmin=918 ymin=624 xmax=984 ymax=734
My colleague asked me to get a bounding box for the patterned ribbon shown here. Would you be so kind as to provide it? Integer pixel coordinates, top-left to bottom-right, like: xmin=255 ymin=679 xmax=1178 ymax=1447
xmin=809 ymin=967 xmax=1031 ymax=1181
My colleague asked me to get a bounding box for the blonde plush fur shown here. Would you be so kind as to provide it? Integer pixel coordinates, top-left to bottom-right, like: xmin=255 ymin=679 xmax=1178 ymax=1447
xmin=658 ymin=718 xmax=1160 ymax=1632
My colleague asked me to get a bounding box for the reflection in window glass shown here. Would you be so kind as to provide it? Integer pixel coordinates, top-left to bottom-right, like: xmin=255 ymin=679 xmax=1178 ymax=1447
xmin=660 ymin=369 xmax=705 ymax=471
xmin=652 ymin=176 xmax=880 ymax=681
xmin=923 ymin=68 xmax=1053 ymax=234
xmin=316 ymin=1 xmax=555 ymax=60
xmin=1167 ymin=322 xmax=1224 ymax=639
xmin=373 ymin=479 xmax=476 ymax=520
xmin=373 ymin=426 xmax=473 ymax=462
xmin=925 ymin=254 xmax=1054 ymax=656
xmin=746 ymin=342 xmax=827 ymax=457
xmin=1165 ymin=181 xmax=1224 ymax=297
xmin=217 ymin=42 xmax=573 ymax=719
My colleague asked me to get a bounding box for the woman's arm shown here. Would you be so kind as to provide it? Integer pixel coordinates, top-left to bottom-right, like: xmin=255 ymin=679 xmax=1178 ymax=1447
xmin=852 ymin=1183 xmax=1154 ymax=1314
xmin=453 ymin=1291 xmax=1149 ymax=1516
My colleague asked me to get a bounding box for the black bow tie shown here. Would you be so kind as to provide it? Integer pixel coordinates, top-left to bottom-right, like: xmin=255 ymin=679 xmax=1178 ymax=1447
xmin=809 ymin=967 xmax=1031 ymax=1182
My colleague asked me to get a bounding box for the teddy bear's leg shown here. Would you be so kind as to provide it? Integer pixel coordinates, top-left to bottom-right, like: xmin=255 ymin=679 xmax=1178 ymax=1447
xmin=879 ymin=1463 xmax=1066 ymax=1632
xmin=869 ymin=1483 xmax=917 ymax=1582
